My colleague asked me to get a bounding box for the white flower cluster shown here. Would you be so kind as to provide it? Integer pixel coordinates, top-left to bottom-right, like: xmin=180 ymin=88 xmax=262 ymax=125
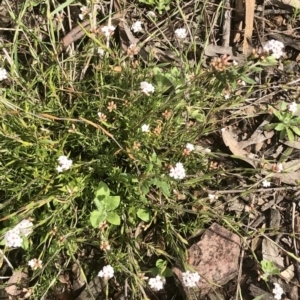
xmin=148 ymin=275 xmax=165 ymax=291
xmin=4 ymin=219 xmax=33 ymax=248
xmin=185 ymin=143 xmax=194 ymax=152
xmin=140 ymin=81 xmax=155 ymax=95
xmin=262 ymin=179 xmax=271 ymax=187
xmin=263 ymin=39 xmax=284 ymax=59
xmin=101 ymin=25 xmax=115 ymax=37
xmin=289 ymin=101 xmax=297 ymax=113
xmin=175 ymin=28 xmax=187 ymax=39
xmin=0 ymin=68 xmax=8 ymax=81
xmin=56 ymin=155 xmax=72 ymax=173
xmin=98 ymin=265 xmax=114 ymax=279
xmin=28 ymin=258 xmax=43 ymax=270
xmin=182 ymin=271 xmax=201 ymax=288
xmin=273 ymin=283 xmax=284 ymax=300
xmin=131 ymin=21 xmax=143 ymax=33
xmin=169 ymin=162 xmax=186 ymax=180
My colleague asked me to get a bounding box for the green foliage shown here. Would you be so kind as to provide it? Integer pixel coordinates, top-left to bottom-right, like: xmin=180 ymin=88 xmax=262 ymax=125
xmin=260 ymin=260 xmax=280 ymax=281
xmin=90 ymin=182 xmax=121 ymax=226
xmin=138 ymin=0 xmax=172 ymax=14
xmin=148 ymin=259 xmax=173 ymax=277
xmin=264 ymin=101 xmax=300 ymax=141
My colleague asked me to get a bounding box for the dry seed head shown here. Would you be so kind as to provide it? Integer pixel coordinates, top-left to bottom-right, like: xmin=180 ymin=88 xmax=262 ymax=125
xmin=210 ymin=55 xmax=232 ymax=71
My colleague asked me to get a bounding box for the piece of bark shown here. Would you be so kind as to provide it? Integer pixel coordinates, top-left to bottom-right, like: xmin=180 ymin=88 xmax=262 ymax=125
xmin=249 ymin=284 xmax=275 ymax=300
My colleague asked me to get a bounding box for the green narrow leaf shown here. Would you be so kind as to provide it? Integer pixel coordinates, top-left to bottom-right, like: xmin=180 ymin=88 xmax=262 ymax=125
xmin=95 ymin=181 xmax=110 ymax=200
xmin=286 ymin=127 xmax=295 ymax=141
xmin=90 ymin=210 xmax=106 ymax=228
xmin=273 ymin=110 xmax=284 ymax=121
xmin=274 ymin=123 xmax=285 ymax=131
xmin=137 ymin=208 xmax=151 ymax=222
xmin=106 ymin=211 xmax=121 ymax=225
xmin=264 ymin=123 xmax=278 ymax=131
xmin=104 ymin=196 xmax=120 ymax=211
xmin=291 ymin=125 xmax=300 ymax=136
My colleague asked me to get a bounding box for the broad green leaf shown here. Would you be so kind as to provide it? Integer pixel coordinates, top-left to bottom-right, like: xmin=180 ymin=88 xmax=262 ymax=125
xmin=273 ymin=110 xmax=284 ymax=121
xmin=291 ymin=125 xmax=300 ymax=136
xmin=286 ymin=127 xmax=295 ymax=141
xmin=279 ymin=129 xmax=286 ymax=140
xmin=137 ymin=208 xmax=151 ymax=222
xmin=275 ymin=123 xmax=285 ymax=131
xmin=106 ymin=211 xmax=121 ymax=225
xmin=240 ymin=75 xmax=256 ymax=85
xmin=162 ymin=267 xmax=173 ymax=277
xmin=152 ymin=179 xmax=170 ymax=196
xmin=93 ymin=198 xmax=104 ymax=210
xmin=280 ymin=101 xmax=287 ymax=111
xmin=95 ymin=181 xmax=110 ymax=200
xmin=90 ymin=210 xmax=106 ymax=228
xmin=156 ymin=259 xmax=166 ymax=269
xmin=104 ymin=196 xmax=120 ymax=211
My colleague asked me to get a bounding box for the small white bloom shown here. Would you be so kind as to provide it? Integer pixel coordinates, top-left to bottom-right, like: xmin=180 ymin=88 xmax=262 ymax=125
xmin=0 ymin=68 xmax=8 ymax=81
xmin=208 ymin=194 xmax=217 ymax=201
xmin=101 ymin=25 xmax=115 ymax=37
xmin=175 ymin=28 xmax=187 ymax=39
xmin=97 ymin=48 xmax=105 ymax=57
xmin=221 ymin=128 xmax=226 ymax=132
xmin=140 ymin=81 xmax=155 ymax=95
xmin=204 ymin=148 xmax=211 ymax=153
xmin=28 ymin=258 xmax=43 ymax=270
xmin=141 ymin=124 xmax=150 ymax=133
xmin=169 ymin=162 xmax=186 ymax=180
xmin=79 ymin=6 xmax=89 ymax=20
xmin=185 ymin=143 xmax=194 ymax=152
xmin=148 ymin=275 xmax=165 ymax=291
xmin=182 ymin=271 xmax=201 ymax=288
xmin=224 ymin=93 xmax=230 ymax=100
xmin=262 ymin=179 xmax=271 ymax=187
xmin=98 ymin=265 xmax=114 ymax=279
xmin=232 ymin=60 xmax=238 ymax=66
xmin=131 ymin=21 xmax=143 ymax=33
xmin=263 ymin=39 xmax=284 ymax=59
xmin=289 ymin=102 xmax=297 ymax=113
xmin=273 ymin=283 xmax=284 ymax=300
xmin=147 ymin=11 xmax=156 ymax=18
xmin=15 ymin=219 xmax=33 ymax=237
xmin=57 ymin=155 xmax=72 ymax=172
xmin=4 ymin=229 xmax=23 ymax=248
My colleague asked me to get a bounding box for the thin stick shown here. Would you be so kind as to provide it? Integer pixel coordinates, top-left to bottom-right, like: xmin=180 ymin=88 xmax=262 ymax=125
xmin=106 ymin=0 xmax=114 ymax=49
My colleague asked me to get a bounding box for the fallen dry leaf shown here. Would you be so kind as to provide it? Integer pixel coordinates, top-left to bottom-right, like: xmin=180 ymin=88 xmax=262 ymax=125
xmin=221 ymin=127 xmax=260 ymax=168
xmin=5 ymin=269 xmax=29 ymax=300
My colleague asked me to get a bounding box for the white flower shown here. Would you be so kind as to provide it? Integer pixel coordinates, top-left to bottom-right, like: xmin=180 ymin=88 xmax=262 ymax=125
xmin=101 ymin=25 xmax=115 ymax=37
xmin=4 ymin=229 xmax=23 ymax=248
xmin=224 ymin=93 xmax=230 ymax=99
xmin=232 ymin=60 xmax=238 ymax=66
xmin=79 ymin=6 xmax=89 ymax=20
xmin=15 ymin=219 xmax=33 ymax=237
xmin=141 ymin=124 xmax=150 ymax=133
xmin=175 ymin=28 xmax=187 ymax=39
xmin=185 ymin=143 xmax=194 ymax=151
xmin=131 ymin=21 xmax=143 ymax=33
xmin=263 ymin=39 xmax=284 ymax=59
xmin=28 ymin=258 xmax=43 ymax=270
xmin=208 ymin=194 xmax=217 ymax=201
xmin=169 ymin=162 xmax=186 ymax=180
xmin=0 ymin=68 xmax=8 ymax=81
xmin=140 ymin=81 xmax=155 ymax=95
xmin=273 ymin=283 xmax=284 ymax=300
xmin=204 ymin=148 xmax=211 ymax=153
xmin=289 ymin=102 xmax=297 ymax=113
xmin=97 ymin=48 xmax=105 ymax=57
xmin=182 ymin=271 xmax=200 ymax=288
xmin=147 ymin=11 xmax=156 ymax=18
xmin=262 ymin=179 xmax=271 ymax=187
xmin=57 ymin=155 xmax=72 ymax=172
xmin=148 ymin=275 xmax=165 ymax=291
xmin=98 ymin=265 xmax=114 ymax=279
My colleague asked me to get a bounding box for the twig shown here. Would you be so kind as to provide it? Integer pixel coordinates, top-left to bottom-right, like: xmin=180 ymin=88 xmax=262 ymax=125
xmin=106 ymin=0 xmax=114 ymax=49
